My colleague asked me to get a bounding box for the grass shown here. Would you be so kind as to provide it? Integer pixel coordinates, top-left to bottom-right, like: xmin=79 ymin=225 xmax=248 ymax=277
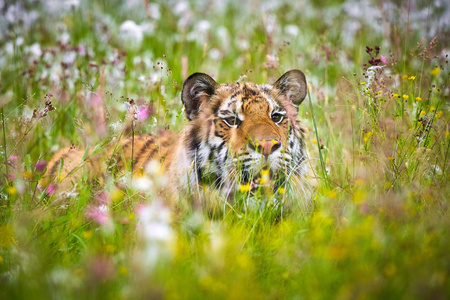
xmin=1 ymin=0 xmax=449 ymax=299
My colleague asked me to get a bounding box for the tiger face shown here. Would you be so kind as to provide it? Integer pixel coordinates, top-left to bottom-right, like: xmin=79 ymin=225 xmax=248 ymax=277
xmin=173 ymin=70 xmax=314 ymax=200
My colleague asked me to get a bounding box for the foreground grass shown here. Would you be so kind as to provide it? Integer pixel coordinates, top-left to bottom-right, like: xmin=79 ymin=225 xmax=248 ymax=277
xmin=1 ymin=1 xmax=449 ymax=299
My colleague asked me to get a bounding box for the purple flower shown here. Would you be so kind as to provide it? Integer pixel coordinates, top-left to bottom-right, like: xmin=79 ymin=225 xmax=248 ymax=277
xmin=35 ymin=160 xmax=47 ymax=172
xmin=46 ymin=184 xmax=56 ymax=195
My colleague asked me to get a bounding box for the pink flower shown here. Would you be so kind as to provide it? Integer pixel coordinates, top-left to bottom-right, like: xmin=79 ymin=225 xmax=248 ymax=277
xmin=381 ymin=55 xmax=387 ymax=65
xmin=46 ymin=184 xmax=56 ymax=195
xmin=88 ymin=257 xmax=116 ymax=282
xmin=86 ymin=205 xmax=110 ymax=225
xmin=77 ymin=45 xmax=85 ymax=54
xmin=8 ymin=173 xmax=15 ymax=181
xmin=95 ymin=191 xmax=110 ymax=205
xmin=90 ymin=93 xmax=103 ymax=106
xmin=265 ymin=55 xmax=279 ymax=69
xmin=35 ymin=160 xmax=47 ymax=172
xmin=136 ymin=106 xmax=150 ymax=120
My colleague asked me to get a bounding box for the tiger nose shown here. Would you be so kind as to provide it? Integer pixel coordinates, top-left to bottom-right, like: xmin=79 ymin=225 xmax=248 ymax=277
xmin=248 ymin=139 xmax=281 ymax=157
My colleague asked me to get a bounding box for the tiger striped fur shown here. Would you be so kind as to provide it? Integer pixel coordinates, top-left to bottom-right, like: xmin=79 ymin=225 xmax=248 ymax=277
xmin=41 ymin=70 xmax=316 ymax=206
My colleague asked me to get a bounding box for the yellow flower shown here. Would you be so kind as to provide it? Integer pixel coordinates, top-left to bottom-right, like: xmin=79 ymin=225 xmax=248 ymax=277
xmin=431 ymin=67 xmax=441 ymax=76
xmin=436 ymin=111 xmax=443 ymax=118
xmin=312 ymin=139 xmax=317 ymax=144
xmin=355 ymin=179 xmax=364 ymax=186
xmin=82 ymin=231 xmax=93 ymax=239
xmin=402 ymin=94 xmax=409 ymax=100
xmin=393 ymin=93 xmax=399 ymax=98
xmin=6 ymin=186 xmax=17 ymax=195
xmin=446 ymin=131 xmax=449 ymax=137
xmin=420 ymin=110 xmax=426 ymax=116
xmin=328 ymin=190 xmax=337 ymax=198
xmin=360 ymin=81 xmax=366 ymax=85
xmin=408 ymin=76 xmax=416 ymax=80
xmin=402 ymin=74 xmax=408 ymax=79
xmin=111 ymin=189 xmax=124 ymax=203
xmin=430 ymin=106 xmax=436 ymax=112
xmin=260 ymin=169 xmax=270 ymax=176
xmin=23 ymin=170 xmax=33 ymax=179
xmin=366 ymin=131 xmax=372 ymax=137
xmin=415 ymin=97 xmax=422 ymax=101
xmin=363 ymin=137 xmax=369 ymax=143
xmin=388 ymin=156 xmax=395 ymax=161
xmin=239 ymin=184 xmax=251 ymax=192
xmin=277 ymin=187 xmax=286 ymax=194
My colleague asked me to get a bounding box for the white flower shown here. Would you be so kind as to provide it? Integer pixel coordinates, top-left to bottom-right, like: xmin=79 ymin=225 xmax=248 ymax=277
xmin=63 ymin=51 xmax=77 ymax=65
xmin=28 ymin=43 xmax=42 ymax=58
xmin=285 ymin=25 xmax=299 ymax=36
xmin=209 ymin=48 xmax=222 ymax=60
xmin=120 ymin=20 xmax=145 ymax=46
xmin=60 ymin=32 xmax=70 ymax=44
xmin=197 ymin=20 xmax=211 ymax=32
xmin=173 ymin=1 xmax=189 ymax=15
xmin=148 ymin=3 xmax=160 ymax=20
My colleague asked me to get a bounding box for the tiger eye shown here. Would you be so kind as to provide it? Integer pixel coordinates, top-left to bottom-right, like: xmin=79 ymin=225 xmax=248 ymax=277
xmin=271 ymin=113 xmax=284 ymax=124
xmin=223 ymin=116 xmax=241 ymax=127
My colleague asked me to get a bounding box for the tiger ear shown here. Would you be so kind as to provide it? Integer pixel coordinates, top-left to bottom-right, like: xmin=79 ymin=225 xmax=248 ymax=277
xmin=273 ymin=69 xmax=308 ymax=108
xmin=181 ymin=72 xmax=218 ymax=120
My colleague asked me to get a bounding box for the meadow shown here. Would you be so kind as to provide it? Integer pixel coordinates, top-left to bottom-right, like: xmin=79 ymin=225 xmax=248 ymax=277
xmin=0 ymin=0 xmax=449 ymax=299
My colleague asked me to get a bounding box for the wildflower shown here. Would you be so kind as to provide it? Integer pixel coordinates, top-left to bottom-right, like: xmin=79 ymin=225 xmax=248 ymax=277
xmin=89 ymin=257 xmax=116 ymax=282
xmin=82 ymin=231 xmax=93 ymax=239
xmin=34 ymin=160 xmax=47 ymax=172
xmin=408 ymin=76 xmax=416 ymax=80
xmin=402 ymin=94 xmax=409 ymax=100
xmin=402 ymin=74 xmax=408 ymax=79
xmin=380 ymin=55 xmax=387 ymax=64
xmin=388 ymin=156 xmax=395 ymax=161
xmin=277 ymin=187 xmax=286 ymax=194
xmin=431 ymin=67 xmax=441 ymax=76
xmin=136 ymin=106 xmax=150 ymax=120
xmin=353 ymin=190 xmax=366 ymax=203
xmin=415 ymin=97 xmax=422 ymax=101
xmin=46 ymin=184 xmax=56 ymax=195
xmin=261 ymin=169 xmax=270 ymax=176
xmin=111 ymin=189 xmax=124 ymax=203
xmin=6 ymin=186 xmax=17 ymax=195
xmin=312 ymin=139 xmax=317 ymax=144
xmin=393 ymin=93 xmax=399 ymax=98
xmin=420 ymin=110 xmax=426 ymax=116
xmin=327 ymin=190 xmax=337 ymax=198
xmin=436 ymin=111 xmax=443 ymax=118
xmin=23 ymin=170 xmax=32 ymax=179
xmin=96 ymin=191 xmax=110 ymax=205
xmin=360 ymin=81 xmax=366 ymax=85
xmin=430 ymin=106 xmax=436 ymax=112
xmin=85 ymin=205 xmax=110 ymax=225
xmin=239 ymin=183 xmax=251 ymax=192
xmin=265 ymin=55 xmax=279 ymax=69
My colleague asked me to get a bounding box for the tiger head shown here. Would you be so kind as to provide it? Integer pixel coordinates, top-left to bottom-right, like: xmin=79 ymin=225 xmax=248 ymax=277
xmin=179 ymin=70 xmax=313 ymax=200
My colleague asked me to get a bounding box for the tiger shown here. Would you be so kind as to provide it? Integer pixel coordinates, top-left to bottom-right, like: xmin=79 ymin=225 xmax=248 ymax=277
xmin=41 ymin=69 xmax=316 ymax=208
